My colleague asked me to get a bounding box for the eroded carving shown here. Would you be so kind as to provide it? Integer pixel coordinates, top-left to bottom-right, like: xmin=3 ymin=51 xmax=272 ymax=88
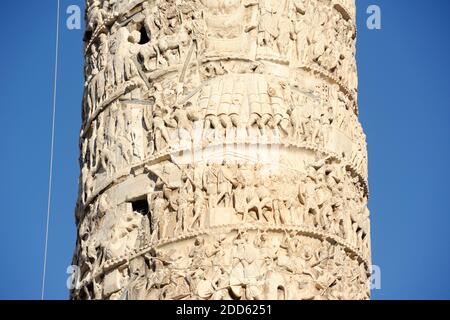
xmin=73 ymin=0 xmax=369 ymax=300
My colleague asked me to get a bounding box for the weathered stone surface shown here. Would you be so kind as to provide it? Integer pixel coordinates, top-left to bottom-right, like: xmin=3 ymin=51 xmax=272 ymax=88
xmin=72 ymin=0 xmax=371 ymax=300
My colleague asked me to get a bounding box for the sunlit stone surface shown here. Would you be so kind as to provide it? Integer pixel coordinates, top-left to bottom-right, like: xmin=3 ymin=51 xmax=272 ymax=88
xmin=72 ymin=0 xmax=371 ymax=300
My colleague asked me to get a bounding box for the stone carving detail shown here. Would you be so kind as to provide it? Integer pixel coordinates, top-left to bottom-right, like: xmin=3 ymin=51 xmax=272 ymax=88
xmin=73 ymin=0 xmax=370 ymax=300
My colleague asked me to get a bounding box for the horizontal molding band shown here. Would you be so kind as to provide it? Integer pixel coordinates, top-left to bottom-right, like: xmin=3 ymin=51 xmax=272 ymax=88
xmin=80 ymin=141 xmax=369 ymax=215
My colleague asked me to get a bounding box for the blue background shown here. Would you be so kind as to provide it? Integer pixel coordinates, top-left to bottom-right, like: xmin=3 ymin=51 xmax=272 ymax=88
xmin=0 ymin=0 xmax=449 ymax=300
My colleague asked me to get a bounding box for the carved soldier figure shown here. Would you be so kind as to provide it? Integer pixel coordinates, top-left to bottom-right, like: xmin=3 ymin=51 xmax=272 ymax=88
xmin=191 ymin=187 xmax=207 ymax=230
xmin=300 ymin=172 xmax=320 ymax=227
xmin=171 ymin=102 xmax=196 ymax=143
xmin=217 ymin=164 xmax=234 ymax=208
xmin=109 ymin=27 xmax=141 ymax=87
xmin=116 ymin=107 xmax=133 ymax=166
xmin=203 ymin=164 xmax=218 ymax=210
xmin=233 ymin=173 xmax=248 ymax=221
xmin=293 ymin=0 xmax=309 ymax=63
xmin=258 ymin=0 xmax=282 ymax=55
xmin=152 ymin=91 xmax=177 ymax=151
xmin=150 ymin=194 xmax=167 ymax=240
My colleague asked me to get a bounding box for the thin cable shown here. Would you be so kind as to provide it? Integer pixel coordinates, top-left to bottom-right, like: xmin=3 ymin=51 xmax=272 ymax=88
xmin=42 ymin=0 xmax=60 ymax=300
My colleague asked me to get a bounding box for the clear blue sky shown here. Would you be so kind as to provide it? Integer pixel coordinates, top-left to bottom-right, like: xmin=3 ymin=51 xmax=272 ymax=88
xmin=0 ymin=0 xmax=449 ymax=300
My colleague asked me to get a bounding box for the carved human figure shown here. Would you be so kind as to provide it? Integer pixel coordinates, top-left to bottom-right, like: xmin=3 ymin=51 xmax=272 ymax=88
xmin=191 ymin=187 xmax=207 ymax=230
xmin=109 ymin=28 xmax=140 ymax=87
xmin=203 ymin=165 xmax=218 ymax=210
xmin=150 ymin=194 xmax=167 ymax=240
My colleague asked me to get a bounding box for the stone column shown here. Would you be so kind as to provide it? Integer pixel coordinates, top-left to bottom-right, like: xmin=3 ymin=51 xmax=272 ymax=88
xmin=72 ymin=0 xmax=371 ymax=300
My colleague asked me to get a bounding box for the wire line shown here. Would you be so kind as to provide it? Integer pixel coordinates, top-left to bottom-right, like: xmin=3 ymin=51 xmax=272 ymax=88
xmin=41 ymin=0 xmax=61 ymax=301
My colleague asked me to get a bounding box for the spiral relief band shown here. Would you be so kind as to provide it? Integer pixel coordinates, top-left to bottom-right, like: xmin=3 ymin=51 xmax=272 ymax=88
xmin=72 ymin=0 xmax=371 ymax=300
